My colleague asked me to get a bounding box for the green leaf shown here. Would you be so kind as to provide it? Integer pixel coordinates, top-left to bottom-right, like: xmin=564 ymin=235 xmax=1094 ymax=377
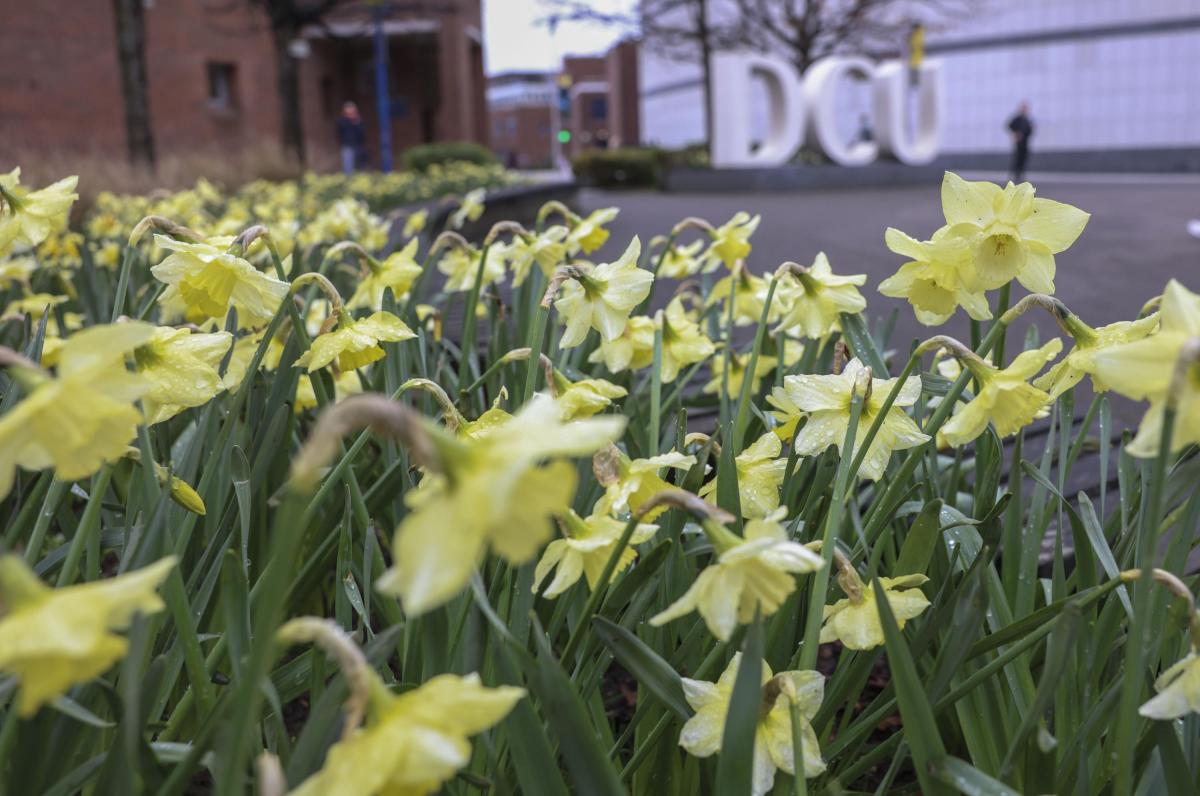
xmin=873 ymin=577 xmax=950 ymax=796
xmin=528 ymin=615 xmax=627 ymax=796
xmin=592 ymin=616 xmax=690 ymax=720
xmin=51 ymin=696 xmax=116 ymax=729
xmin=929 ymin=755 xmax=1021 ymax=795
xmin=838 ymin=312 xmax=888 ymax=376
xmin=896 ymin=498 xmax=943 ymax=576
xmin=716 ymin=618 xmax=763 ymax=796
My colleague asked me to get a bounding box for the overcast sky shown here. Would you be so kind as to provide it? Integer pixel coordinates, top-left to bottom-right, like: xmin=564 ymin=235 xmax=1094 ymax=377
xmin=483 ymin=0 xmax=638 ymax=75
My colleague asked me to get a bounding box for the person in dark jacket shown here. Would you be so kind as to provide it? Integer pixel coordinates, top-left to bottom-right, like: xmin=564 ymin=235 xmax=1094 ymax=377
xmin=337 ymin=102 xmax=366 ymax=174
xmin=1008 ymin=101 xmax=1034 ymax=182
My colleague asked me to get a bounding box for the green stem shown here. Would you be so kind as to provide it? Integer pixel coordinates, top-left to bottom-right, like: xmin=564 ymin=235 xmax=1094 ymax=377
xmin=22 ymin=479 xmax=69 ymax=564
xmin=559 ymin=516 xmax=642 ymax=665
xmin=457 ymin=242 xmax=492 ymax=388
xmin=110 ymin=244 xmax=137 ymax=321
xmin=55 ymin=466 xmax=113 ymax=587
xmin=649 ymin=324 xmax=663 ymax=456
xmin=733 ymin=278 xmax=778 ymax=452
xmin=522 ymin=304 xmax=550 ymax=404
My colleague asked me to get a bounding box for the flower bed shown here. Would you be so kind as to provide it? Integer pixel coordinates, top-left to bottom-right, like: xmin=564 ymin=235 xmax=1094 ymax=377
xmin=0 ymin=165 xmax=1197 ymax=795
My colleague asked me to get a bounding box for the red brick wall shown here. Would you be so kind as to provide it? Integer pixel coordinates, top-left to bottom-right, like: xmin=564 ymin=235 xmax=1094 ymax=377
xmin=490 ymin=105 xmax=553 ymax=169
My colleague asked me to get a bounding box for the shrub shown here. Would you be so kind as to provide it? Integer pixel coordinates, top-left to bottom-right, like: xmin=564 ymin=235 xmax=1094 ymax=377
xmin=572 ymin=147 xmax=662 ymax=187
xmin=403 ymin=141 xmax=497 ymax=172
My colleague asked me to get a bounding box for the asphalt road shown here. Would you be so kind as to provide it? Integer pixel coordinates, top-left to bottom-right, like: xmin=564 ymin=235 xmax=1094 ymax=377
xmin=578 ymin=174 xmax=1200 ymax=432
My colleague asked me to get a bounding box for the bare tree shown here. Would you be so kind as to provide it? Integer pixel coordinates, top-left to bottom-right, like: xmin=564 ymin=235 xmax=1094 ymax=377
xmin=112 ymin=0 xmax=156 ymax=168
xmin=248 ymin=0 xmax=340 ymax=165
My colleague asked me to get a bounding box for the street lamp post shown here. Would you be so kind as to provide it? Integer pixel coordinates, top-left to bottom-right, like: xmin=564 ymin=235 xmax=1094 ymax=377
xmin=372 ymin=1 xmax=393 ymax=172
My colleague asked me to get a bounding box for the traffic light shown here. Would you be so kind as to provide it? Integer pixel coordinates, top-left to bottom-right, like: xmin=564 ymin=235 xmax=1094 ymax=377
xmin=557 ymin=130 xmax=571 ymax=144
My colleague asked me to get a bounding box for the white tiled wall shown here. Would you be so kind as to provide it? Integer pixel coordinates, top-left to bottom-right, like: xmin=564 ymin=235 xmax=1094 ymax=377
xmin=638 ymin=0 xmax=1200 ymax=154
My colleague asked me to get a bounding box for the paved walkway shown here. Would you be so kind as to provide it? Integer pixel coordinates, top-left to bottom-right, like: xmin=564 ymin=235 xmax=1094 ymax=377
xmin=579 ymin=177 xmax=1200 ymax=431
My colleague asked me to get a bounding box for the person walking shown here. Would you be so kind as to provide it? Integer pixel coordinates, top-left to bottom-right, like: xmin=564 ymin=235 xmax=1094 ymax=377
xmin=337 ymin=102 xmax=366 ymax=175
xmin=1007 ymin=101 xmax=1034 ymax=182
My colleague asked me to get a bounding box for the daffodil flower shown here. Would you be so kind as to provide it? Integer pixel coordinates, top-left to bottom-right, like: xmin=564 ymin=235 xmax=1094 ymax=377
xmin=508 ymin=226 xmax=569 ymax=286
xmin=133 ymin=326 xmax=233 ymax=424
xmin=377 ymin=394 xmax=624 ymax=615
xmin=437 ymin=242 xmax=504 ymax=293
xmin=533 ymin=509 xmax=658 ymax=598
xmin=402 ymin=207 xmax=429 ymax=238
xmin=1035 ymin=312 xmax=1160 ymax=399
xmin=346 ymin=238 xmax=423 ymax=310
xmin=783 ymin=358 xmax=928 ymax=480
xmin=448 ymin=187 xmax=486 ymax=230
xmin=699 ymin=432 xmax=787 ymax=519
xmin=2 ymin=292 xmax=69 ymax=320
xmin=880 ymin=225 xmax=992 ymax=325
xmin=774 ymin=254 xmax=868 ymax=339
xmin=0 ymin=555 xmax=175 ymax=715
xmin=566 ymin=207 xmax=619 ymax=255
xmin=940 ymin=171 xmax=1089 ymax=294
xmin=587 ymin=314 xmax=655 ymax=374
xmin=702 ymin=211 xmax=761 ymax=271
xmin=652 ymin=509 xmax=824 ymax=639
xmin=679 ymin=653 xmax=826 ymax=794
xmin=295 ymin=368 xmax=364 ymax=413
xmin=593 ymin=445 xmax=696 ymax=519
xmin=940 ymin=339 xmax=1062 ymax=446
xmin=0 ymin=322 xmax=156 ymax=499
xmin=655 ymin=237 xmax=704 ymax=279
xmin=555 ymin=237 xmax=653 ymax=347
xmin=296 ymin=311 xmax=415 ymax=372
xmin=1140 ymin=653 xmax=1200 ymax=720
xmin=553 ymin=374 xmax=627 ymax=420
xmin=703 ymin=349 xmax=777 ymax=398
xmin=0 ymin=169 xmax=78 ymax=252
xmin=767 ymin=383 xmax=805 ymax=441
xmin=151 ymin=234 xmax=289 ymax=327
xmin=820 ymin=563 xmax=930 ymax=650
xmin=291 ymin=670 xmax=523 ymax=796
xmin=708 ymin=264 xmax=773 ymax=326
xmin=1092 ymin=280 xmax=1200 ymax=457
xmin=658 ymin=296 xmax=716 ymax=382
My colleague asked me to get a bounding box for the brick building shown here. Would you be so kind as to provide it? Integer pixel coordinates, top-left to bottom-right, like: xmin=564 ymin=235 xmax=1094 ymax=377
xmin=0 ymin=0 xmax=488 ymax=168
xmin=486 ymin=39 xmax=641 ymax=169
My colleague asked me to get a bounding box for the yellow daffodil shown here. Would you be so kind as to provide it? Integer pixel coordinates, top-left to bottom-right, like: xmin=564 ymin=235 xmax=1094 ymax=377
xmin=1035 ymin=312 xmax=1160 ymax=399
xmin=653 ymin=509 xmax=824 ymax=639
xmin=295 ymin=369 xmax=363 ymax=413
xmin=346 ymin=238 xmax=423 ymax=310
xmin=91 ymin=240 xmax=122 ymax=270
xmin=880 ymin=225 xmax=992 ymax=325
xmin=151 ymin=234 xmax=289 ymax=327
xmin=1092 ymin=280 xmax=1200 ymax=457
xmin=2 ymin=292 xmax=69 ymax=320
xmin=704 ymin=349 xmax=777 ymax=398
xmin=553 ymin=374 xmax=627 ymax=420
xmin=437 ymin=242 xmax=504 ymax=293
xmin=0 ymin=322 xmax=155 ymax=498
xmin=658 ymin=296 xmax=716 ymax=382
xmin=940 ymin=171 xmax=1089 ymax=294
xmin=593 ymin=445 xmax=696 ymax=519
xmin=0 ymin=555 xmax=175 ymax=715
xmin=377 ymin=394 xmax=624 ymax=615
xmin=533 ymin=509 xmax=658 ymax=598
xmin=1140 ymin=653 xmax=1200 ymax=720
xmin=587 ymin=314 xmax=655 ymax=374
xmin=448 ymin=187 xmax=486 ymax=230
xmin=292 ymin=670 xmax=523 ymax=796
xmin=0 ymin=255 xmax=36 ymax=289
xmin=296 ymin=311 xmax=415 ymax=372
xmin=402 ymin=207 xmax=429 ymax=238
xmin=566 ymin=207 xmax=619 ymax=255
xmin=655 ymin=237 xmax=704 ymax=279
xmin=699 ymin=432 xmax=787 ymax=519
xmin=0 ymin=169 xmax=79 ymax=252
xmin=775 ymin=253 xmax=867 ymax=339
xmin=556 ymin=237 xmax=653 ymax=347
xmin=708 ymin=264 xmax=773 ymax=326
xmin=783 ymin=358 xmax=928 ymax=480
xmin=821 ymin=567 xmax=930 ymax=650
xmin=941 ymin=339 xmax=1062 ymax=446
xmin=679 ymin=653 xmax=826 ymax=794
xmin=767 ymin=383 xmax=805 ymax=441
xmin=508 ymin=226 xmax=568 ymax=286
xmin=702 ymin=211 xmax=761 ymax=271
xmin=133 ymin=326 xmax=233 ymax=424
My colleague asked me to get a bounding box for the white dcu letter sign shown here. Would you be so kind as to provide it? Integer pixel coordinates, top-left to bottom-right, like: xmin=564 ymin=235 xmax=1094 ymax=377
xmin=710 ymin=53 xmax=943 ymax=168
xmin=710 ymin=53 xmax=806 ymax=168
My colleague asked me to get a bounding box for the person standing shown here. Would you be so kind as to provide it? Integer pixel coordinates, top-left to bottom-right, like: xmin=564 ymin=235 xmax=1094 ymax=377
xmin=337 ymin=102 xmax=366 ymax=175
xmin=1008 ymin=102 xmax=1034 ymax=182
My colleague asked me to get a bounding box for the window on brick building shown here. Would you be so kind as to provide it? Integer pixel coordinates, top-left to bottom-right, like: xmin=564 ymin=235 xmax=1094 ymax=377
xmin=589 ymin=97 xmax=608 ymax=121
xmin=207 ymin=62 xmax=239 ymax=111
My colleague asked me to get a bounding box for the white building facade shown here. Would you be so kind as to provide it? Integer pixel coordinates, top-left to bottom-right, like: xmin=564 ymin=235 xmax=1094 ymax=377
xmin=639 ymin=0 xmax=1200 ymax=170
